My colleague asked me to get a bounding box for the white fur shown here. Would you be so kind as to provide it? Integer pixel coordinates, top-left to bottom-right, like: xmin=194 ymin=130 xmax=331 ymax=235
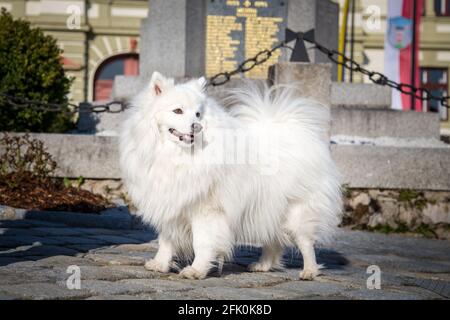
xmin=119 ymin=72 xmax=343 ymax=280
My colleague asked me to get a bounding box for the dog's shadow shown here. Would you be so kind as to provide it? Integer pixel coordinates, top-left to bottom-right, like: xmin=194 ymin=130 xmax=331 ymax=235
xmin=173 ymin=246 xmax=349 ymax=277
xmin=0 ymin=210 xmax=157 ymax=267
xmin=0 ymin=212 xmax=349 ymax=277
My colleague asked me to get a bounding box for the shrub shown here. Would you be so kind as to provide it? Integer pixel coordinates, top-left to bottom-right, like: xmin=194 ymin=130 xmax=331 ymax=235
xmin=0 ymin=133 xmax=57 ymax=189
xmin=0 ymin=133 xmax=110 ymax=212
xmin=0 ymin=8 xmax=74 ymax=133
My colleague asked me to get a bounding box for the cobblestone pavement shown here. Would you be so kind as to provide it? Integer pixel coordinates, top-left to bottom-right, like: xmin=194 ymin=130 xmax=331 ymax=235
xmin=0 ymin=218 xmax=449 ymax=300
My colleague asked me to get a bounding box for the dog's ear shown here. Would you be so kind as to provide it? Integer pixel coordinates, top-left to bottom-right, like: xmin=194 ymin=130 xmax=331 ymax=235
xmin=149 ymin=71 xmax=174 ymax=96
xmin=197 ymin=77 xmax=207 ymax=92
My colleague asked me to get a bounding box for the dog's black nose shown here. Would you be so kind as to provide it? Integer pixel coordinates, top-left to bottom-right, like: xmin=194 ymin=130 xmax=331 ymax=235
xmin=191 ymin=123 xmax=202 ymax=133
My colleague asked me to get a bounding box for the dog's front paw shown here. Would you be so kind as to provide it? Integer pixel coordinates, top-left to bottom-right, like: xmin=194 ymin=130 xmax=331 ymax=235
xmin=299 ymin=268 xmax=320 ymax=281
xmin=248 ymin=262 xmax=271 ymax=272
xmin=179 ymin=266 xmax=207 ymax=280
xmin=144 ymin=259 xmax=170 ymax=273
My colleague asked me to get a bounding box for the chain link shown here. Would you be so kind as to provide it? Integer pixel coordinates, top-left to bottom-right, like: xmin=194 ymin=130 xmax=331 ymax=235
xmin=1 ymin=31 xmax=449 ymax=112
xmin=307 ymin=36 xmax=449 ymax=109
xmin=0 ymin=92 xmax=129 ymax=115
xmin=207 ymin=41 xmax=286 ymax=87
xmin=207 ymin=31 xmax=449 ymax=109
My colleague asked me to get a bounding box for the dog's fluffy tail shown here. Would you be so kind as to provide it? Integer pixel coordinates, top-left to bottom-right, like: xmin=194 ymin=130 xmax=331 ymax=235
xmin=224 ymin=81 xmax=330 ymax=140
xmin=224 ymin=81 xmax=342 ymax=245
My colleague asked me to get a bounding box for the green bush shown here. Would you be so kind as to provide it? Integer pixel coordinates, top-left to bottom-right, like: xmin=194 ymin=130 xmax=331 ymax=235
xmin=0 ymin=8 xmax=74 ymax=133
xmin=0 ymin=133 xmax=57 ymax=189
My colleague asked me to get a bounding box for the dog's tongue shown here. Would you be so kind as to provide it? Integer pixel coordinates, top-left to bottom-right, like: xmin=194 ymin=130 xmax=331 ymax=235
xmin=180 ymin=133 xmax=194 ymax=143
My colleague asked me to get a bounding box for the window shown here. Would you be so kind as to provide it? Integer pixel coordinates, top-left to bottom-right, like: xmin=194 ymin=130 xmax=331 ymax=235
xmin=420 ymin=68 xmax=448 ymax=121
xmin=435 ymin=0 xmax=450 ymax=16
xmin=94 ymin=53 xmax=139 ymax=101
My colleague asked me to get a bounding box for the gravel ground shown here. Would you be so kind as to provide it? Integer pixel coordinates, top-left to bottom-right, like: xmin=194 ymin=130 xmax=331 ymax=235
xmin=0 ymin=214 xmax=449 ymax=300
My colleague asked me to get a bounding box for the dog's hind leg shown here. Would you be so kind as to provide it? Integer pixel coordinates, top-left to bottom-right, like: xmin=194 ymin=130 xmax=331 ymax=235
xmin=179 ymin=212 xmax=232 ymax=280
xmin=145 ymin=235 xmax=174 ymax=273
xmin=285 ymin=201 xmax=322 ymax=280
xmin=295 ymin=235 xmax=321 ymax=280
xmin=248 ymin=243 xmax=283 ymax=272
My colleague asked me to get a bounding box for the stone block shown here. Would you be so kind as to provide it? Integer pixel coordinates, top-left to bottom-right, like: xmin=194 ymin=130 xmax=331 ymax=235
xmin=2 ymin=133 xmax=450 ymax=190
xmin=269 ymin=62 xmax=332 ymax=105
xmin=331 ymin=82 xmax=391 ymax=109
xmin=285 ymin=0 xmax=339 ymax=79
xmin=140 ymin=0 xmax=189 ymax=79
xmin=3 ymin=133 xmax=121 ymax=179
xmin=332 ymin=144 xmax=450 ymax=190
xmin=0 ymin=282 xmax=91 ymax=300
xmin=331 ymin=108 xmax=440 ymax=139
xmin=111 ymin=75 xmax=145 ymax=102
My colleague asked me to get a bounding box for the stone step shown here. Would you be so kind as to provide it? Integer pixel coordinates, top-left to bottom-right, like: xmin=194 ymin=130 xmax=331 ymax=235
xmin=5 ymin=133 xmax=449 ymax=191
xmin=331 ymin=82 xmax=391 ymax=109
xmin=331 ymin=108 xmax=440 ymax=139
xmin=207 ymin=80 xmax=393 ymax=109
xmin=92 ymin=92 xmax=438 ymax=140
xmin=332 ymin=144 xmax=450 ymax=190
xmin=112 ymin=76 xmax=392 ymax=110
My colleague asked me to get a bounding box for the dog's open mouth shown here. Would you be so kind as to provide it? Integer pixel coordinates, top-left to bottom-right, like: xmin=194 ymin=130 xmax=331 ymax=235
xmin=169 ymin=128 xmax=195 ymax=144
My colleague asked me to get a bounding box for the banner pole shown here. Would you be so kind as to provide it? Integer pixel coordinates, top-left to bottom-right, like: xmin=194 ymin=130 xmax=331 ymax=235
xmin=338 ymin=0 xmax=350 ymax=82
xmin=350 ymin=0 xmax=356 ymax=83
xmin=411 ymin=0 xmax=418 ymax=111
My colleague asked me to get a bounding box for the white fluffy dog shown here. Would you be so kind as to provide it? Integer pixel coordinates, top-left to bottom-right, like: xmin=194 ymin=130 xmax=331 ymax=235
xmin=119 ymin=72 xmax=342 ymax=280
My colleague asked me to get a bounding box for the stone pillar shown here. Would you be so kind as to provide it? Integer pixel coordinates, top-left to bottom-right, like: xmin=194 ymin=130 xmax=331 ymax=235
xmin=185 ymin=0 xmax=207 ymax=77
xmin=140 ymin=0 xmax=206 ymax=80
xmin=269 ymin=62 xmax=332 ymax=106
xmin=140 ymin=0 xmax=186 ymax=79
xmin=139 ymin=0 xmax=338 ymax=80
xmin=285 ymin=0 xmax=339 ymax=80
xmin=77 ymin=102 xmax=95 ymax=133
xmin=113 ymin=0 xmax=339 ymax=100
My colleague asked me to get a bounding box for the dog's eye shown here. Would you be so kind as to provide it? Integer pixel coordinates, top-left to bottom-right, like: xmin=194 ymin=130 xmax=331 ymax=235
xmin=173 ymin=108 xmax=183 ymax=114
xmin=196 ymin=112 xmax=201 ymax=118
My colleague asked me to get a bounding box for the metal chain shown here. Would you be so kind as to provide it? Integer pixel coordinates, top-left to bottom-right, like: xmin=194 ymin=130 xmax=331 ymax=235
xmin=208 ymin=31 xmax=450 ymax=109
xmin=1 ymin=31 xmax=448 ymax=112
xmin=0 ymin=92 xmax=129 ymax=115
xmin=207 ymin=42 xmax=288 ymax=86
xmin=310 ymin=42 xmax=449 ymax=108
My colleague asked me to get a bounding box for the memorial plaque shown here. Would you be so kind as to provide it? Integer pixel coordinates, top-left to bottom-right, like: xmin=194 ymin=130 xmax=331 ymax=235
xmin=114 ymin=0 xmax=339 ymax=101
xmin=205 ymin=0 xmax=287 ymax=79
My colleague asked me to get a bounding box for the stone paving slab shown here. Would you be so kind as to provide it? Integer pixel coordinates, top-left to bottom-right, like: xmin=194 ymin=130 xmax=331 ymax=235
xmin=0 ymin=219 xmax=449 ymax=300
xmin=0 ymin=219 xmax=68 ymax=228
xmin=0 ymin=205 xmax=141 ymax=230
xmin=4 ymin=245 xmax=80 ymax=257
xmin=87 ymin=235 xmax=142 ymax=245
xmin=31 ymin=227 xmax=89 ymax=236
xmin=48 ymin=236 xmax=109 ymax=245
xmin=0 ymin=236 xmax=65 ymax=247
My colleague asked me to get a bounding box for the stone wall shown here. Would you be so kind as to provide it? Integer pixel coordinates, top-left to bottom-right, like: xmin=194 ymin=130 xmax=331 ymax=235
xmin=5 ymin=133 xmax=449 ymax=190
xmin=66 ymin=178 xmax=450 ymax=240
xmin=342 ymin=188 xmax=450 ymax=240
xmin=65 ymin=178 xmax=129 ymax=204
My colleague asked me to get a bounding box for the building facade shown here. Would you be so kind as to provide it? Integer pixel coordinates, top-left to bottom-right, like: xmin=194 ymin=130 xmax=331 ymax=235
xmin=339 ymin=0 xmax=450 ymax=134
xmin=1 ymin=0 xmax=449 ymax=134
xmin=0 ymin=0 xmax=147 ymax=104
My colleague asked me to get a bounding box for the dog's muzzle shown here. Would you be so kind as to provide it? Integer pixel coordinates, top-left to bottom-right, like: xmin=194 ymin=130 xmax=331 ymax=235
xmin=169 ymin=123 xmax=202 ymax=144
xmin=191 ymin=123 xmax=202 ymax=133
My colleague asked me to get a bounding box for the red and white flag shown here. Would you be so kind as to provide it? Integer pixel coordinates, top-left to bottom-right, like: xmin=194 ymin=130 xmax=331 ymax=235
xmin=384 ymin=0 xmax=423 ymax=111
